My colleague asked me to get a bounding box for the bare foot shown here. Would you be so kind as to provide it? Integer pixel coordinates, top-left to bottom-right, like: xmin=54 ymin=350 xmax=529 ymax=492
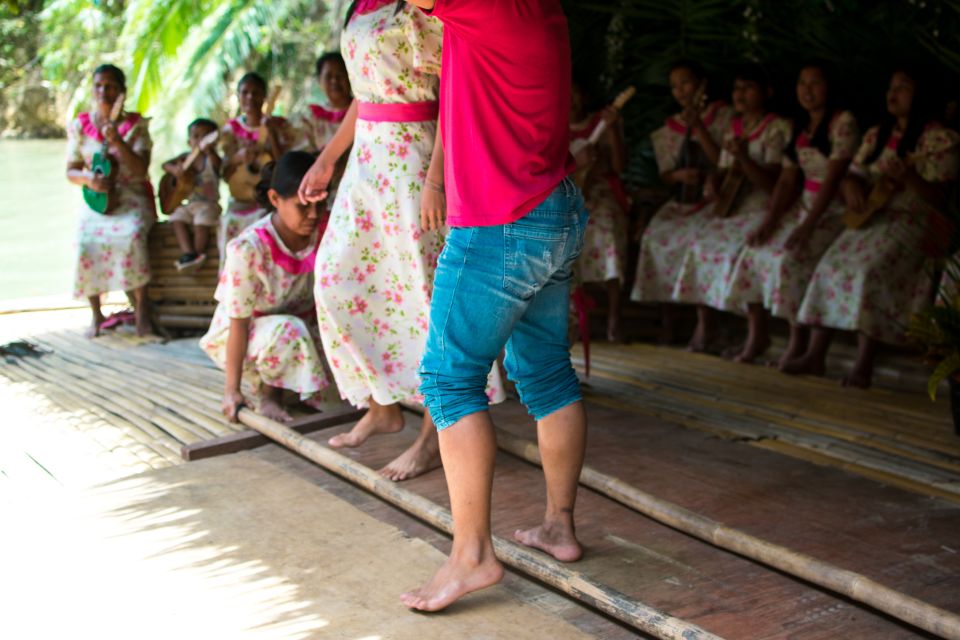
xmin=85 ymin=316 xmax=105 ymax=339
xmin=733 ymin=337 xmax=770 ymax=364
xmin=686 ymin=328 xmax=708 ymax=353
xmin=514 ymin=520 xmax=583 ymax=562
xmin=259 ymin=394 xmax=292 ymax=422
xmin=779 ymin=354 xmax=826 ymax=376
xmin=328 ymin=407 xmax=404 ymax=448
xmin=607 ymin=316 xmax=623 ymax=343
xmin=379 ymin=436 xmax=441 ymax=482
xmin=135 ymin=308 xmax=151 ymax=337
xmin=841 ymin=368 xmax=872 ymax=389
xmin=400 ymin=549 xmax=504 ymax=612
xmin=301 ymin=395 xmax=326 ymax=412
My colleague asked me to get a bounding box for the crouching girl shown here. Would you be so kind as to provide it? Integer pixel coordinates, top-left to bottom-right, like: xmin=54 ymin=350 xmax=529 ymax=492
xmin=201 ymin=151 xmax=334 ymax=421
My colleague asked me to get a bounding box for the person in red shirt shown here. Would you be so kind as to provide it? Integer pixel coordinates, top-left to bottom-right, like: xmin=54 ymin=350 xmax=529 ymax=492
xmin=400 ymin=0 xmax=589 ymax=612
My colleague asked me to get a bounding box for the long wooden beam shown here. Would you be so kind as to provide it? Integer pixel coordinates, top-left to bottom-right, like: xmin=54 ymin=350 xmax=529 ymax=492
xmin=493 ymin=429 xmax=960 ymax=640
xmin=236 ymin=408 xmax=725 ymax=640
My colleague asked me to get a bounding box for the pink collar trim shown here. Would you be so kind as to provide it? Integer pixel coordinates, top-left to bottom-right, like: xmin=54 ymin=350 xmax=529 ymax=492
xmin=229 ymin=118 xmax=260 ymax=142
xmin=78 ymin=112 xmax=141 ymax=142
xmin=797 ymin=111 xmax=843 ymax=150
xmin=731 ymin=113 xmax=777 ymax=141
xmin=354 ymin=0 xmax=395 ymax=16
xmin=255 ymin=223 xmax=322 ymax=275
xmin=309 ymin=104 xmax=348 ymax=123
xmin=665 ymin=101 xmax=723 ymax=134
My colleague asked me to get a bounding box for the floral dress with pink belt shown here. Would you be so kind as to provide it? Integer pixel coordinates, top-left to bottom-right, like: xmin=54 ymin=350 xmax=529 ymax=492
xmin=797 ymin=124 xmax=959 ymax=343
xmin=722 ymin=111 xmax=860 ymax=319
xmin=630 ymin=101 xmax=732 ymax=302
xmin=68 ymin=112 xmax=154 ymax=299
xmin=315 ymin=0 xmax=503 ymax=408
xmin=200 ymin=215 xmax=334 ymax=402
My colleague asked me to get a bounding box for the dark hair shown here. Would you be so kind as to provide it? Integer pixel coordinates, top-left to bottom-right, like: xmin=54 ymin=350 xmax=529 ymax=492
xmin=255 ymin=151 xmax=317 ymax=211
xmin=733 ymin=63 xmax=772 ymax=94
xmin=864 ymin=65 xmax=934 ymax=165
xmin=93 ymin=64 xmax=126 ymax=91
xmin=785 ymin=61 xmax=841 ymax=162
xmin=188 ymin=118 xmax=218 ymax=135
xmin=316 ymin=52 xmax=346 ymax=77
xmin=237 ymin=72 xmax=267 ymax=94
xmin=344 ymin=0 xmax=404 ymax=26
xmin=669 ymin=59 xmax=706 ymax=83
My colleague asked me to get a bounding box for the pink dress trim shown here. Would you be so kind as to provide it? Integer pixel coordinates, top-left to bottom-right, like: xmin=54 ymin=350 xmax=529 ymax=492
xmin=254 ymin=224 xmax=323 ymax=275
xmin=77 ymin=112 xmax=142 ymax=142
xmin=353 ymin=0 xmax=395 ymax=17
xmin=731 ymin=112 xmax=778 ymax=141
xmin=664 ymin=101 xmax=725 ymax=135
xmin=309 ymin=104 xmax=348 ymax=123
xmin=356 ymin=100 xmax=439 ymax=123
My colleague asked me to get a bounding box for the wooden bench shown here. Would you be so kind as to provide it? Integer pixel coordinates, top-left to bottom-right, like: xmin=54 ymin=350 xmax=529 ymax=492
xmin=147 ymin=221 xmax=219 ymax=333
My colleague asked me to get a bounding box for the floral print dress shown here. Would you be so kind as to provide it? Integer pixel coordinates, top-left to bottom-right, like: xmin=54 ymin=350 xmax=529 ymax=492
xmin=722 ymin=111 xmax=860 ymax=319
xmin=68 ymin=113 xmax=154 ymax=299
xmin=571 ymin=113 xmax=628 ymax=284
xmin=294 ymin=104 xmax=350 ymax=214
xmin=200 ymin=215 xmax=333 ymax=401
xmin=316 ymin=2 xmax=502 ymax=408
xmin=797 ymin=124 xmax=960 ymax=343
xmin=218 ymin=116 xmax=298 ymax=260
xmin=672 ymin=113 xmax=791 ymax=309
xmin=630 ymin=102 xmax=732 ymax=302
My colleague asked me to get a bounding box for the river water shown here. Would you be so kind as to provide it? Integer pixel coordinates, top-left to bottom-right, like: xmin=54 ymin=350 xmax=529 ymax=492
xmin=0 ymin=139 xmax=76 ymax=302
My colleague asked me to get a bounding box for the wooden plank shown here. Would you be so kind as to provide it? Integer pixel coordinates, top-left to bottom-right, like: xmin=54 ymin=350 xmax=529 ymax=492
xmin=181 ymin=407 xmax=366 ymax=460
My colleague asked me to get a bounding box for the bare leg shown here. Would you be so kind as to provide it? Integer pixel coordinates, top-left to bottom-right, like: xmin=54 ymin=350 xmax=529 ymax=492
xmin=688 ymin=305 xmax=716 ymax=353
xmin=400 ymin=411 xmax=504 ymax=612
xmin=379 ymin=410 xmax=442 ymax=481
xmin=780 ymin=327 xmax=832 ymax=376
xmin=733 ymin=303 xmax=770 ymax=363
xmin=514 ymin=400 xmax=586 ymax=562
xmin=776 ymin=323 xmax=809 ymax=370
xmin=193 ymin=225 xmax=211 ymax=256
xmin=172 ymin=220 xmax=193 ymax=255
xmin=258 ymin=385 xmax=292 ymax=422
xmin=328 ymin=396 xmax=405 ymax=448
xmin=606 ymin=278 xmax=622 ymax=343
xmin=843 ymin=333 xmax=878 ymax=389
xmin=131 ymin=286 xmax=151 ymax=337
xmin=85 ymin=295 xmax=106 ymax=338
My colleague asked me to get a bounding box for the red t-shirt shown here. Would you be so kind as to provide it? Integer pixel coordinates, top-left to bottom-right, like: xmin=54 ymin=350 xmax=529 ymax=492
xmin=424 ymin=0 xmax=575 ymax=227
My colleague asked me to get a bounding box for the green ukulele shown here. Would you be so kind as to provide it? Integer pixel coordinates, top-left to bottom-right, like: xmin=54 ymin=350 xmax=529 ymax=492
xmin=82 ymin=93 xmax=125 ymax=214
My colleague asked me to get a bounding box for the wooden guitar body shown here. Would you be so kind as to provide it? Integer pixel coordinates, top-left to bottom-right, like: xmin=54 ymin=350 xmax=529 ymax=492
xmin=227 ymin=151 xmax=271 ymax=203
xmin=842 ymin=179 xmax=896 ymax=229
xmin=713 ymin=162 xmax=747 ymax=218
xmin=158 ymin=172 xmax=196 ymax=215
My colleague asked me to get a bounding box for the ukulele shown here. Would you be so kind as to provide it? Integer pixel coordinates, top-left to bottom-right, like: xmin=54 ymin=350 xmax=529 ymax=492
xmin=675 ymin=81 xmax=709 ymax=205
xmin=158 ymin=130 xmax=220 ymax=215
xmin=569 ymin=86 xmax=636 ymax=187
xmin=713 ymin=116 xmax=773 ymax=218
xmin=842 ymin=151 xmax=929 ymax=230
xmin=227 ymin=86 xmax=282 ymax=202
xmin=82 ymin=93 xmax=125 ymax=214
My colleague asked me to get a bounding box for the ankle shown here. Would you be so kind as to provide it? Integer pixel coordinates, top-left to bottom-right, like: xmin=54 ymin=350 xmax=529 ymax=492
xmin=450 ymin=538 xmax=496 ymax=567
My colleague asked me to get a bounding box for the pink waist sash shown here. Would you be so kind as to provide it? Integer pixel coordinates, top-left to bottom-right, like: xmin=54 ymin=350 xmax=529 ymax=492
xmin=356 ymin=101 xmax=439 ymax=123
xmin=804 ymin=179 xmax=822 ymax=193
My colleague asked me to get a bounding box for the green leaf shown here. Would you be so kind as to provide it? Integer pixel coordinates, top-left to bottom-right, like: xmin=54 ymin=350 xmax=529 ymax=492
xmin=928 ymin=353 xmax=960 ymax=401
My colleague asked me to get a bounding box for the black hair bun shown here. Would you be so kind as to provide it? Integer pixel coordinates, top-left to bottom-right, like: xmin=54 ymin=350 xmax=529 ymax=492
xmin=255 ymin=161 xmax=277 ymax=210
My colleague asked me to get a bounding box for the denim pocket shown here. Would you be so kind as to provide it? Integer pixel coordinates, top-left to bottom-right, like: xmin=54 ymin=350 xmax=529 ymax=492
xmin=503 ymin=221 xmax=570 ymax=299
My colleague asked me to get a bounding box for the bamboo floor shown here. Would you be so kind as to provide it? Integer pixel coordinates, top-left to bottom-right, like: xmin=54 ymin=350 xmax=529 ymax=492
xmin=1 ymin=312 xmax=958 ymax=638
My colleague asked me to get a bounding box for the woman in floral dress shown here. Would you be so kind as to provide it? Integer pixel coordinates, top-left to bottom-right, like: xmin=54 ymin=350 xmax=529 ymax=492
xmin=298 ymin=0 xmax=502 ymax=481
xmin=784 ymin=68 xmax=960 ymax=387
xmin=630 ymin=60 xmax=732 ymax=340
xmin=296 ymin=52 xmax=353 ymax=154
xmin=201 ymin=152 xmax=333 ymax=422
xmin=66 ymin=64 xmax=154 ymax=337
xmin=219 ymin=72 xmax=298 ymax=261
xmin=673 ymin=64 xmax=791 ymax=352
xmin=725 ymin=62 xmax=859 ymax=367
xmin=569 ymin=80 xmax=629 ymax=342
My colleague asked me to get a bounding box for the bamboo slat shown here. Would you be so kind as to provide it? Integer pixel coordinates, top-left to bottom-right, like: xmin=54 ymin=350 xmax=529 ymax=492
xmin=236 ymin=409 xmax=725 ymax=640
xmin=494 ymin=429 xmax=960 ymax=640
xmin=152 ymin=314 xmax=213 ymax=329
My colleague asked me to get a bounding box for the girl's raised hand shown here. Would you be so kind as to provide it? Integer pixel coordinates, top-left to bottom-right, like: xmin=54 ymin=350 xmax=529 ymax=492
xmin=222 ymin=389 xmax=247 ymax=423
xmin=298 ymin=157 xmax=335 ymax=204
xmin=747 ymin=216 xmax=777 ymax=246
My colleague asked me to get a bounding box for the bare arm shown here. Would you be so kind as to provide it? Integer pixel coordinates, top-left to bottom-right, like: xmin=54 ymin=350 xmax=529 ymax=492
xmin=103 ymin=122 xmax=149 ymax=179
xmin=222 ymin=316 xmax=251 ymax=421
xmin=405 ymin=0 xmax=436 ymax=8
xmin=604 ymin=118 xmax=627 ymax=175
xmin=299 ymin=101 xmax=359 ymax=204
xmin=802 ymin=157 xmax=851 ymax=225
xmin=421 ymin=117 xmax=446 ymax=231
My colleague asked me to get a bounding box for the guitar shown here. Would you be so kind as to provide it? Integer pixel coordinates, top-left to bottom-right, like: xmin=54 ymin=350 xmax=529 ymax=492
xmin=842 ymin=150 xmax=930 ymax=230
xmin=82 ymin=93 xmax=125 ymax=214
xmin=158 ymin=130 xmax=220 ymax=215
xmin=227 ymin=86 xmax=282 ymax=202
xmin=569 ymin=86 xmax=636 ymax=187
xmin=675 ymin=80 xmax=709 ymax=205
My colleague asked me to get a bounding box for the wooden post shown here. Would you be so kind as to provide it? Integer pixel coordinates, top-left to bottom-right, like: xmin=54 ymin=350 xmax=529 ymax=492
xmin=237 ymin=409 xmax=725 ymax=640
xmin=493 ymin=429 xmax=960 ymax=640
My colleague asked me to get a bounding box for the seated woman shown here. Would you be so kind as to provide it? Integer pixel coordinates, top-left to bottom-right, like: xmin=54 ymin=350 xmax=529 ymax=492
xmin=725 ymin=61 xmax=860 ymax=367
xmin=201 ymin=151 xmax=334 ymax=422
xmin=630 ymin=60 xmax=732 ymax=340
xmin=65 ymin=64 xmax=154 ymax=337
xmin=784 ymin=67 xmax=960 ymax=387
xmin=569 ymin=79 xmax=629 ymax=342
xmin=219 ymin=72 xmax=296 ymax=261
xmin=673 ymin=64 xmax=790 ymax=352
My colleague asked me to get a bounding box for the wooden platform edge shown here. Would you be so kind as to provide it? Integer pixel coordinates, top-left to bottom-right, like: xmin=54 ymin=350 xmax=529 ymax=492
xmin=181 ymin=407 xmax=365 ymax=461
